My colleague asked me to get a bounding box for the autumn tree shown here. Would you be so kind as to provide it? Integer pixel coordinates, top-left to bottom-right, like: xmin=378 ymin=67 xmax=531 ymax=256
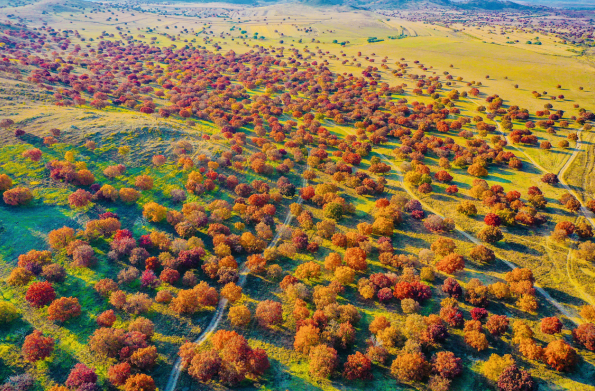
xmin=431 ymin=351 xmax=462 ymax=379
xmin=229 ymin=305 xmax=251 ymax=327
xmin=390 ymin=352 xmax=430 ymax=382
xmin=540 ymin=317 xmax=563 ymax=335
xmin=497 ymin=365 xmax=536 ymax=391
xmin=481 ymin=354 xmax=515 ymax=382
xmin=65 ymin=364 xmax=97 ymax=388
xmin=343 ymin=351 xmax=373 ymax=381
xmin=572 ymin=323 xmax=595 ymax=351
xmin=255 ymin=300 xmax=283 ymax=327
xmin=436 ymin=253 xmax=465 ymax=274
xmin=48 ymin=297 xmax=82 ymax=322
xmin=309 ymin=344 xmax=338 ymax=379
xmin=22 ymin=330 xmax=54 ymax=362
xmin=124 ymin=374 xmax=156 ymax=391
xmin=25 ymin=281 xmax=56 ymax=307
xmin=344 ymin=247 xmax=367 ymax=271
xmin=294 ymin=324 xmax=320 ymax=354
xmin=544 ymin=340 xmax=577 ymax=371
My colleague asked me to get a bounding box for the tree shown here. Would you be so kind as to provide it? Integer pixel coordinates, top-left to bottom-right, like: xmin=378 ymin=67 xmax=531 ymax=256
xmin=478 ymin=226 xmax=504 ymax=243
xmin=108 ymin=362 xmax=131 ymax=386
xmin=120 ymin=188 xmax=140 ymax=203
xmin=294 ymin=324 xmax=320 ymax=354
xmin=431 ymin=237 xmax=456 ymax=256
xmin=436 ymin=253 xmax=465 ymax=274
xmin=48 ymin=297 xmax=81 ymax=322
xmin=344 ymin=247 xmax=367 ymax=271
xmin=25 ymin=281 xmax=56 ymax=307
xmin=465 ymin=330 xmax=488 ymax=351
xmin=221 ymin=282 xmax=243 ymax=303
xmin=68 ymin=189 xmax=92 ymax=208
xmin=572 ymin=323 xmax=595 ymax=351
xmin=541 ymin=173 xmax=559 ymax=185
xmin=343 ymin=351 xmax=373 ymax=380
xmin=0 ymin=174 xmax=12 ymax=191
xmin=486 ymin=315 xmax=509 ymax=336
xmin=497 ymin=365 xmax=536 ymax=391
xmin=431 ymin=351 xmax=462 ymax=379
xmin=544 ymin=340 xmax=577 ymax=371
xmin=580 ymin=305 xmax=595 ymax=322
xmin=97 ymin=310 xmax=117 ymax=327
xmin=0 ymin=301 xmax=19 ymax=324
xmin=390 ymin=352 xmax=430 ymax=382
xmin=442 ymin=278 xmax=462 ymax=298
xmin=229 ymin=305 xmax=251 ymax=327
xmin=309 ymin=344 xmax=338 ymax=379
xmin=65 ymin=364 xmax=97 ymax=388
xmin=48 ymin=226 xmax=75 ymax=250
xmin=124 ymin=374 xmax=156 ymax=391
xmin=481 ymin=354 xmax=515 ymax=382
xmin=3 ymin=186 xmax=33 ymax=205
xmin=188 ymin=350 xmax=221 ymax=382
xmin=130 ymin=346 xmax=158 ymax=369
xmin=128 ymin=317 xmax=154 ymax=339
xmin=468 ymin=163 xmax=488 ymax=177
xmin=540 ymin=317 xmax=562 ymax=335
xmin=255 ymin=300 xmax=283 ymax=327
xmin=142 ymin=202 xmax=167 ymax=222
xmin=470 ymin=245 xmax=495 ymax=263
xmin=22 ymin=330 xmax=54 ymax=362
xmin=7 ymin=267 xmax=33 ymax=286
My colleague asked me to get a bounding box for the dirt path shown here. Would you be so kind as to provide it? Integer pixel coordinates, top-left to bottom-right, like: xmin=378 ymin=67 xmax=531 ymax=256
xmin=164 ymin=150 xmax=311 ymax=391
xmin=493 ymin=120 xmax=595 ymax=228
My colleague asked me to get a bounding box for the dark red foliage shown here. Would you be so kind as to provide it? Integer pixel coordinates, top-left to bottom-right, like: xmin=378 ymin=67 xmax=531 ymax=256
xmin=25 ymin=281 xmax=56 ymax=307
xmin=66 ymin=364 xmax=98 ymax=388
xmin=441 ymin=278 xmax=462 ymax=299
xmin=470 ymin=308 xmax=488 ymax=321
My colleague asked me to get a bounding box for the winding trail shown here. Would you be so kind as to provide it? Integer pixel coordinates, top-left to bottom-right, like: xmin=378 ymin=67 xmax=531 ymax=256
xmin=164 ymin=150 xmax=311 ymax=391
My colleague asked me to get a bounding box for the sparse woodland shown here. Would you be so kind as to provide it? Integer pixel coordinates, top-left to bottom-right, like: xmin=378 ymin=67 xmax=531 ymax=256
xmin=0 ymin=2 xmax=594 ymax=391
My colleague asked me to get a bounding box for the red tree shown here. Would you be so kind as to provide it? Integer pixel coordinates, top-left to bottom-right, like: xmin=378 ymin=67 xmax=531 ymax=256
xmin=25 ymin=281 xmax=56 ymax=307
xmin=22 ymin=330 xmax=54 ymax=362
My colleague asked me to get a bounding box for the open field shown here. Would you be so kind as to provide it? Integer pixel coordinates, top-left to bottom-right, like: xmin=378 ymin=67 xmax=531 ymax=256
xmin=0 ymin=0 xmax=594 ymax=390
